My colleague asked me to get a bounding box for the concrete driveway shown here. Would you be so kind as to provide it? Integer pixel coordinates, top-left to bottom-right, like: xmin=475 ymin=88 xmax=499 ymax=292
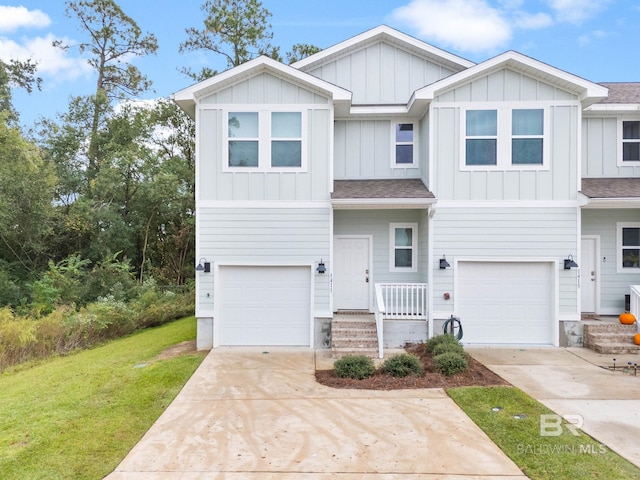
xmin=105 ymin=348 xmax=526 ymax=479
xmin=467 ymin=347 xmax=640 ymax=468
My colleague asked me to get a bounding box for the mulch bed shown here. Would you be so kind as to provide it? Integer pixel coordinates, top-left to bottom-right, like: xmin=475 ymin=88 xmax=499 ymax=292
xmin=315 ymin=343 xmax=510 ymax=390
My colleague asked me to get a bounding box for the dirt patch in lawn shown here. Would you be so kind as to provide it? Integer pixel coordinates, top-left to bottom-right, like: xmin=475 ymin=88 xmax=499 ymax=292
xmin=156 ymin=340 xmax=197 ymax=360
xmin=315 ymin=343 xmax=510 ymax=390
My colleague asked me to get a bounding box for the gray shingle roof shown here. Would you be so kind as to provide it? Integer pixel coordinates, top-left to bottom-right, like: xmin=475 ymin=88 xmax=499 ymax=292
xmin=332 ymin=179 xmax=434 ymax=199
xmin=581 ymin=178 xmax=640 ymax=198
xmin=598 ymin=83 xmax=640 ymax=104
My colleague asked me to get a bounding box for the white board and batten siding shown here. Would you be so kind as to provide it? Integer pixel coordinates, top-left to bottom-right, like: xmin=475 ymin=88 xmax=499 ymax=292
xmin=303 ymin=42 xmax=458 ymax=105
xmin=582 ymin=116 xmax=640 ymax=178
xmin=197 ymin=72 xmax=333 ymax=203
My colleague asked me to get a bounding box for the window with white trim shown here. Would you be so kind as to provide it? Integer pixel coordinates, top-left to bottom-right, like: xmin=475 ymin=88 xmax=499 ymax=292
xmin=463 ymin=107 xmax=547 ymax=170
xmin=618 ymin=223 xmax=640 ymax=272
xmin=389 ymin=223 xmax=418 ymax=272
xmin=620 ymin=120 xmax=640 ymax=164
xmin=392 ymin=122 xmax=417 ymax=167
xmin=226 ymin=110 xmax=305 ymax=171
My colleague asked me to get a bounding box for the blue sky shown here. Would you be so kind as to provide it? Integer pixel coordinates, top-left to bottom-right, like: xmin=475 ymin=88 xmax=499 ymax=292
xmin=2 ymin=0 xmax=640 ymax=128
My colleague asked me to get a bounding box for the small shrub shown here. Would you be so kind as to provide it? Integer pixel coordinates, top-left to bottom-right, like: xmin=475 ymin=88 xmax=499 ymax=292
xmin=425 ymin=334 xmax=460 ymax=354
xmin=431 ymin=341 xmax=465 ymax=357
xmin=333 ymin=355 xmax=376 ymax=380
xmin=381 ymin=353 xmax=424 ymax=377
xmin=433 ymin=351 xmax=468 ymax=376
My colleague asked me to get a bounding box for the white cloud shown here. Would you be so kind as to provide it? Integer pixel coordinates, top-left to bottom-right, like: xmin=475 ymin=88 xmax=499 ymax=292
xmin=514 ymin=12 xmax=553 ymax=30
xmin=0 ymin=34 xmax=93 ymax=84
xmin=0 ymin=6 xmax=50 ymax=33
xmin=546 ymin=0 xmax=609 ymax=24
xmin=390 ymin=0 xmax=513 ymax=53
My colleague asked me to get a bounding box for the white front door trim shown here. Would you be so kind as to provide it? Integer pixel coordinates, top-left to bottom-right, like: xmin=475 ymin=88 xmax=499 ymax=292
xmin=580 ymin=236 xmax=600 ymax=314
xmin=333 ymin=235 xmax=373 ymax=311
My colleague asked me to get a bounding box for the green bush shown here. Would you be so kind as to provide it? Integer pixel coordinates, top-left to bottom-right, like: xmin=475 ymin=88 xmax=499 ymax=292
xmin=425 ymin=333 xmax=460 ymax=354
xmin=433 ymin=351 xmax=468 ymax=376
xmin=381 ymin=353 xmax=424 ymax=377
xmin=431 ymin=341 xmax=465 ymax=357
xmin=333 ymin=355 xmax=376 ymax=380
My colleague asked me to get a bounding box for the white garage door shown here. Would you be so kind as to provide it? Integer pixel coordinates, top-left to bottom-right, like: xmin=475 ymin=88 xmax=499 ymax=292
xmin=457 ymin=262 xmax=554 ymax=345
xmin=219 ymin=266 xmax=311 ymax=346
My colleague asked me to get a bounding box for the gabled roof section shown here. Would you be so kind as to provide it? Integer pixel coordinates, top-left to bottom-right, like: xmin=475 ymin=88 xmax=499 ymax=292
xmin=414 ymin=51 xmax=608 ymax=107
xmin=172 ymin=55 xmax=352 ymax=117
xmin=292 ymin=25 xmax=474 ymax=74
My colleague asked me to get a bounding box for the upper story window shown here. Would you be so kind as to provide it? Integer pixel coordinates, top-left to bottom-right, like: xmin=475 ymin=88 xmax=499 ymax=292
xmin=463 ymin=107 xmax=547 ymax=170
xmin=620 ymin=120 xmax=640 ymax=164
xmin=225 ymin=110 xmax=305 ymax=171
xmin=392 ymin=122 xmax=418 ymax=168
xmin=389 ymin=223 xmax=418 ymax=272
xmin=618 ymin=223 xmax=640 ymax=272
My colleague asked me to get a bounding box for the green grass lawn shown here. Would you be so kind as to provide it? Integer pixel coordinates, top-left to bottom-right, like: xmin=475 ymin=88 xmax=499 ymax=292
xmin=0 ymin=316 xmax=206 ymax=480
xmin=448 ymin=386 xmax=640 ymax=480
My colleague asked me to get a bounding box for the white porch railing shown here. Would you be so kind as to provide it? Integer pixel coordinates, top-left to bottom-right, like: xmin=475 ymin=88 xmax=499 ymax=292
xmin=374 ymin=283 xmax=429 ymax=359
xmin=630 ymin=285 xmax=640 ymax=330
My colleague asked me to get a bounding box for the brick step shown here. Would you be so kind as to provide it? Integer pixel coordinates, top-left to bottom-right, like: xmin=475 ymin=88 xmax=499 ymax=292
xmin=585 ymin=332 xmax=637 ymax=344
xmin=591 ymin=342 xmax=640 ymax=354
xmin=332 ymin=338 xmax=379 ymax=349
xmin=332 ymin=327 xmax=377 ymax=337
xmin=583 ymin=324 xmax=637 ymax=334
xmin=331 ymin=347 xmax=379 ymax=359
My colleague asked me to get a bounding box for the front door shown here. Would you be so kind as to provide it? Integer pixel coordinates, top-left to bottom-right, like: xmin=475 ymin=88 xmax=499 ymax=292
xmin=581 ymin=237 xmax=598 ymax=313
xmin=334 ymin=237 xmax=370 ymax=310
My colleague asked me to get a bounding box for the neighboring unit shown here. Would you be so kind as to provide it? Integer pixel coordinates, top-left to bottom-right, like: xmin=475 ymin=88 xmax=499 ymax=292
xmin=172 ymin=25 xmax=640 ymax=353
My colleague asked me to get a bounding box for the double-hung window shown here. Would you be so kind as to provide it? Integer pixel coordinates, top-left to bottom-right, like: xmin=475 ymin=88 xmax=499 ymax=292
xmin=463 ymin=107 xmax=547 ymax=169
xmin=226 ymin=110 xmax=305 ymax=171
xmin=620 ymin=120 xmax=640 ymax=164
xmin=512 ymin=109 xmax=544 ymax=165
xmin=392 ymin=122 xmax=417 ymax=167
xmin=390 ymin=223 xmax=418 ymax=272
xmin=618 ymin=223 xmax=640 ymax=272
xmin=466 ymin=110 xmax=497 ymax=166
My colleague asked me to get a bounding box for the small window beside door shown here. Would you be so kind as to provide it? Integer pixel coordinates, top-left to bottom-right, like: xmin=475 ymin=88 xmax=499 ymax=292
xmin=390 ymin=223 xmax=418 ymax=272
xmin=618 ymin=223 xmax=640 ymax=272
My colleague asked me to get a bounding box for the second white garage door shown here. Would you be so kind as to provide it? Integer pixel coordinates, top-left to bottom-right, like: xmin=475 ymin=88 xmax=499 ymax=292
xmin=457 ymin=261 xmax=554 ymax=345
xmin=219 ymin=266 xmax=311 ymax=346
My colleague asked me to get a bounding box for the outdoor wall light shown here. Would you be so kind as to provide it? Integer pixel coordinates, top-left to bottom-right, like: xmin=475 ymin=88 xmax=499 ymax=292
xmin=317 ymin=259 xmax=326 ymax=274
xmin=564 ymin=254 xmax=579 ymax=270
xmin=439 ymin=255 xmax=450 ymax=269
xmin=195 ymin=258 xmax=211 ymax=273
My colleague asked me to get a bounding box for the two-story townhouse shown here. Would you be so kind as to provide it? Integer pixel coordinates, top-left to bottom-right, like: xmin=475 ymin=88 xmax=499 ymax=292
xmin=173 ymin=25 xmax=639 ymax=353
xmin=581 ymin=83 xmax=640 ymax=318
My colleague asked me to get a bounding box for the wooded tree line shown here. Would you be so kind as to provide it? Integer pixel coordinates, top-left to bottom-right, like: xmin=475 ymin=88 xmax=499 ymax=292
xmin=0 ymin=0 xmax=319 ymax=311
